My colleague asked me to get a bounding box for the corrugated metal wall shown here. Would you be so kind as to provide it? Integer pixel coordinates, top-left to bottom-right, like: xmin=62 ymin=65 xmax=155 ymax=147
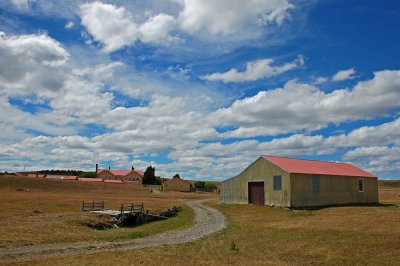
xmin=220 ymin=157 xmax=291 ymax=207
xmin=290 ymin=174 xmax=378 ymax=207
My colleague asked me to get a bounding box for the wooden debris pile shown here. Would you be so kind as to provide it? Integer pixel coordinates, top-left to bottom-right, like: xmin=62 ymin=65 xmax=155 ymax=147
xmin=81 ymin=200 xmax=181 ymax=228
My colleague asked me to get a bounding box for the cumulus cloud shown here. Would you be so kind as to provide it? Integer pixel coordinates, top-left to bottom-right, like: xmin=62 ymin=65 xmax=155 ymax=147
xmin=178 ymin=0 xmax=293 ymax=35
xmin=332 ymin=68 xmax=357 ymax=81
xmin=78 ymin=1 xmax=294 ymax=53
xmin=328 ymin=118 xmax=400 ymax=147
xmin=79 ymin=2 xmax=179 ymax=52
xmin=212 ymin=70 xmax=400 ymax=137
xmin=0 ymin=32 xmax=68 ymax=67
xmin=203 ymin=55 xmax=304 ymax=83
xmin=80 ymin=1 xmax=138 ymax=52
xmin=0 ymin=97 xmax=76 ymax=141
xmin=0 ymin=32 xmax=69 ymax=97
xmin=139 ymin=13 xmax=179 ymax=44
xmin=343 ymin=146 xmax=400 ymax=176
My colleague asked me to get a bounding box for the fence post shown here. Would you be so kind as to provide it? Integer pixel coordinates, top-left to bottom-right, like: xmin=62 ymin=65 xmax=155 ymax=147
xmin=92 ymin=201 xmax=94 ymax=210
xmin=82 ymin=201 xmax=84 ymax=211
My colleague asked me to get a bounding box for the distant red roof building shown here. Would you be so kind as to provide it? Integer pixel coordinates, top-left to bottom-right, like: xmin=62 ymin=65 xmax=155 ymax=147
xmin=96 ymin=167 xmax=144 ymax=184
xmin=263 ymin=155 xmax=376 ymax=178
xmin=27 ymin=173 xmax=46 ymax=178
xmin=62 ymin=176 xmax=78 ymax=180
xmin=78 ymin=178 xmax=103 ymax=182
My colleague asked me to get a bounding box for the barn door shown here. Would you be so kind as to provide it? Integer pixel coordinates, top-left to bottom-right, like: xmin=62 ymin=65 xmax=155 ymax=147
xmin=248 ymin=182 xmax=265 ymax=205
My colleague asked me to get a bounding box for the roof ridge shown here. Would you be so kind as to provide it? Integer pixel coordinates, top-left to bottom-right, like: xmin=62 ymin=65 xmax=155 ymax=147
xmin=263 ymin=155 xmax=349 ymax=165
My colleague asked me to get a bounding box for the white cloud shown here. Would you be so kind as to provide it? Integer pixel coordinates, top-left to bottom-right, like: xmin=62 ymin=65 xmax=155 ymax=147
xmin=72 ymin=62 xmax=124 ymax=81
xmin=79 ymin=2 xmax=180 ymax=52
xmin=80 ymin=1 xmax=139 ymax=52
xmin=313 ymin=76 xmax=328 ymax=85
xmin=11 ymin=0 xmax=30 ymax=9
xmin=178 ymin=0 xmax=293 ymax=35
xmin=329 ymin=118 xmax=400 ymax=147
xmin=0 ymin=32 xmax=69 ymax=97
xmin=212 ymin=70 xmax=400 ymax=137
xmin=0 ymin=32 xmax=68 ymax=67
xmin=0 ymin=97 xmax=77 ymax=140
xmin=343 ymin=146 xmax=400 ymax=176
xmin=65 ymin=21 xmax=74 ymax=29
xmin=203 ymin=55 xmax=304 ymax=83
xmin=139 ymin=13 xmax=179 ymax=44
xmin=332 ymin=68 xmax=357 ymax=81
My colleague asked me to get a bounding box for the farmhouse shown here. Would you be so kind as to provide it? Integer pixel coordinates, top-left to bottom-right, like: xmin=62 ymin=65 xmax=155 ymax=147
xmin=220 ymin=155 xmax=378 ymax=208
xmin=96 ymin=164 xmax=144 ymax=183
xmin=162 ymin=176 xmax=192 ymax=192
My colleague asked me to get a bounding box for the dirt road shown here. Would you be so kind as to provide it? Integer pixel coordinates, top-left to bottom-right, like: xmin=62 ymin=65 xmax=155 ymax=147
xmin=0 ymin=199 xmax=226 ymax=263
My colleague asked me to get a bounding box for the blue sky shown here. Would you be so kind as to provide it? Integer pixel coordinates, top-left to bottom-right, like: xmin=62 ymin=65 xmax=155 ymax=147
xmin=0 ymin=0 xmax=399 ymax=180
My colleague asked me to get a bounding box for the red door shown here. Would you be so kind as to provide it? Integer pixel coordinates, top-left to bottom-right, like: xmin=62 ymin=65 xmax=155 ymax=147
xmin=248 ymin=182 xmax=265 ymax=205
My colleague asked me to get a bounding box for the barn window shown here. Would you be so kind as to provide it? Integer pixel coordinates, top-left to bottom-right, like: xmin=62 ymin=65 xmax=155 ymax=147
xmin=312 ymin=175 xmax=320 ymax=193
xmin=273 ymin=176 xmax=282 ymax=191
xmin=358 ymin=178 xmax=364 ymax=192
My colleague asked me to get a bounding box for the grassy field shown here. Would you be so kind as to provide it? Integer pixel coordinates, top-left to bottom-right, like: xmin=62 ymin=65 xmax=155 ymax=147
xmin=0 ymin=175 xmax=216 ymax=248
xmin=2 ymin=176 xmax=399 ymax=265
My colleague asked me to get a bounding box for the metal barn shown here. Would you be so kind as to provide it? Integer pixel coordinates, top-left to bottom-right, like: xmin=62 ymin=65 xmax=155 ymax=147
xmin=220 ymin=155 xmax=378 ymax=208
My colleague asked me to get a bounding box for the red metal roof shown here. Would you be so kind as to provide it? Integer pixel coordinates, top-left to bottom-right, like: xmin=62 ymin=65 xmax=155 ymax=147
xmin=27 ymin=174 xmax=46 ymax=178
xmin=45 ymin=175 xmax=61 ymax=179
xmin=62 ymin=176 xmax=77 ymax=180
xmin=46 ymin=175 xmax=77 ymax=180
xmin=262 ymin=155 xmax=376 ymax=178
xmin=103 ymin=179 xmax=124 ymax=184
xmin=78 ymin=178 xmax=103 ymax=182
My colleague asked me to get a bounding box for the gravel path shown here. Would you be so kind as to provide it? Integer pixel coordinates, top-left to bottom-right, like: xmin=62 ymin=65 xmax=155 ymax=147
xmin=0 ymin=199 xmax=226 ymax=263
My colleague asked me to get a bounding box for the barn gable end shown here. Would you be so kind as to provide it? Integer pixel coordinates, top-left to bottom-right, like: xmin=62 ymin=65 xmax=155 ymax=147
xmin=220 ymin=156 xmax=291 ymax=207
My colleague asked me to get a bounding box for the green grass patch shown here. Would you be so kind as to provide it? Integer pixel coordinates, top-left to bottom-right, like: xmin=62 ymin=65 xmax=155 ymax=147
xmin=99 ymin=205 xmax=195 ymax=242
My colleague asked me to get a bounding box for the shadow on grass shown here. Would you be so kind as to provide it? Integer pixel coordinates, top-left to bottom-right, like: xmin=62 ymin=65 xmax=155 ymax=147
xmin=291 ymin=202 xmax=399 ymax=211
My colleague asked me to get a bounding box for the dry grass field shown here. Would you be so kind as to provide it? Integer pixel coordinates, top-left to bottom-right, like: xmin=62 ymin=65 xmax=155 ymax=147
xmin=1 ymin=176 xmax=399 ymax=265
xmin=0 ymin=175 xmax=216 ymax=248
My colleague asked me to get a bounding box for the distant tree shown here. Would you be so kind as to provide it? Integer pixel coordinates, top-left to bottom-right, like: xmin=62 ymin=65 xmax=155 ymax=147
xmin=79 ymin=171 xmax=97 ymax=178
xmin=194 ymin=181 xmax=205 ymax=189
xmin=154 ymin=176 xmax=162 ymax=185
xmin=173 ymin=174 xmax=180 ymax=179
xmin=204 ymin=182 xmax=218 ymax=190
xmin=143 ymin=166 xmax=157 ymax=185
xmin=38 ymin=169 xmax=83 ymax=176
